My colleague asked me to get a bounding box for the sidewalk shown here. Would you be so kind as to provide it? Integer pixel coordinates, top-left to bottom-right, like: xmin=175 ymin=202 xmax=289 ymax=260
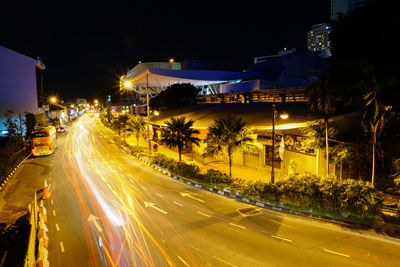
xmin=125 ymin=135 xmax=270 ymax=183
xmin=0 ymin=157 xmax=44 ymax=224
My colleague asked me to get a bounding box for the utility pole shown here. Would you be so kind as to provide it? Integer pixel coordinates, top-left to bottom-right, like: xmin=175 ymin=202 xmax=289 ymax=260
xmin=146 ymin=74 xmax=151 ymax=154
xmin=271 ymin=103 xmax=276 ymax=184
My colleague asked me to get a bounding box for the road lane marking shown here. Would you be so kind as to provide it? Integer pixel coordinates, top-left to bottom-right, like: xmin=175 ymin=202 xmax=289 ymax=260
xmin=50 ymin=200 xmax=54 ymax=205
xmin=173 ymin=201 xmax=183 ymax=207
xmin=197 ymin=211 xmax=210 ymax=218
xmin=53 ymin=210 xmax=56 ymax=216
xmin=212 ymin=256 xmax=238 ymax=267
xmin=140 ymin=185 xmax=147 ymax=190
xmin=144 ymin=202 xmax=168 ymax=214
xmin=180 ymin=192 xmax=204 ymax=202
xmin=55 ymin=223 xmax=60 ymax=231
xmin=88 ymin=215 xmax=103 ymax=232
xmin=60 ymin=242 xmax=65 ymax=252
xmin=323 ymin=249 xmax=350 ymax=258
xmin=229 ymin=223 xmax=246 ymax=230
xmin=155 ymin=193 xmax=163 ymax=198
xmin=271 ymin=235 xmax=292 ymax=243
xmin=177 ymin=255 xmax=190 ymax=267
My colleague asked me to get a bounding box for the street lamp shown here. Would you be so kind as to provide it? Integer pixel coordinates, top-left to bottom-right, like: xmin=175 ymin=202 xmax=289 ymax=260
xmin=271 ymin=103 xmax=289 ymax=183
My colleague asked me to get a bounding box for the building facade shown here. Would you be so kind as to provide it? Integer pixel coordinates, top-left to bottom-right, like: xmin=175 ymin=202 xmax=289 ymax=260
xmin=0 ymin=45 xmax=45 ymax=136
xmin=307 ymin=23 xmax=332 ymax=58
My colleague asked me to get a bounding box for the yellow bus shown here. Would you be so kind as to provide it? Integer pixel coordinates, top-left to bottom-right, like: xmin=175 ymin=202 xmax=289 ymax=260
xmin=31 ymin=126 xmax=57 ymax=156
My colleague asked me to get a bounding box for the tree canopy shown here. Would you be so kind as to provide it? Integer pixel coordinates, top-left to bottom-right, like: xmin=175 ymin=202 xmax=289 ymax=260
xmin=150 ymin=83 xmax=200 ymax=110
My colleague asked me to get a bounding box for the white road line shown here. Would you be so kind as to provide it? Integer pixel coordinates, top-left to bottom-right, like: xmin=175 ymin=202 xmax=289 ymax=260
xmin=271 ymin=235 xmax=292 ymax=243
xmin=323 ymin=249 xmax=350 ymax=258
xmin=50 ymin=200 xmax=54 ymax=205
xmin=53 ymin=210 xmax=56 ymax=216
xmin=173 ymin=201 xmax=183 ymax=207
xmin=140 ymin=185 xmax=147 ymax=190
xmin=155 ymin=193 xmax=163 ymax=198
xmin=60 ymin=242 xmax=65 ymax=252
xmin=229 ymin=223 xmax=246 ymax=230
xmin=197 ymin=211 xmax=210 ymax=218
xmin=55 ymin=223 xmax=60 ymax=231
xmin=212 ymin=256 xmax=238 ymax=267
xmin=177 ymin=256 xmax=190 ymax=267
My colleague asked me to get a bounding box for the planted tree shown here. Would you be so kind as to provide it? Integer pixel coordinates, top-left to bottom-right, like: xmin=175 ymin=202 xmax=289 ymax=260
xmin=150 ymin=83 xmax=200 ymax=110
xmin=306 ymin=73 xmax=337 ymax=176
xmin=160 ymin=116 xmax=200 ymax=161
xmin=24 ymin=112 xmax=36 ymax=139
xmin=203 ymin=113 xmax=256 ymax=178
xmin=127 ymin=115 xmax=146 ymax=147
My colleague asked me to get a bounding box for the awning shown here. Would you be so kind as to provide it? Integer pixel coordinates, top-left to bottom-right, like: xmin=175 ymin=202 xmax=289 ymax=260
xmin=126 ymin=67 xmax=260 ymax=88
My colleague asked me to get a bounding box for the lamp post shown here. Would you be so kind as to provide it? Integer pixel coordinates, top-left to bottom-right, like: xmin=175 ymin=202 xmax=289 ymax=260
xmin=271 ymin=103 xmax=288 ymax=183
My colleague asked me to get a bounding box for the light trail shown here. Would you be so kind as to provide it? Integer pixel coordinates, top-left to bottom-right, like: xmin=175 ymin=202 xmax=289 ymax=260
xmin=61 ymin=115 xmax=184 ymax=266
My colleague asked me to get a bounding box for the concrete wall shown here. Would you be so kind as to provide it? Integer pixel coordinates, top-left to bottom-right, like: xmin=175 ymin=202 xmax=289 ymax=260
xmin=0 ymin=46 xmax=39 ymax=134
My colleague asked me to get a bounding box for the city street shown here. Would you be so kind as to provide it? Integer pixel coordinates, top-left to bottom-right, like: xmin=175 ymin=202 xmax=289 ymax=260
xmin=27 ymin=114 xmax=399 ymax=266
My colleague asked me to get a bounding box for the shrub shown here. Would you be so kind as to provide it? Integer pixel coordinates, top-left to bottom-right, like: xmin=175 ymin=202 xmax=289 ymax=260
xmin=152 ymin=155 xmax=200 ymax=179
xmin=202 ymin=169 xmax=233 ymax=185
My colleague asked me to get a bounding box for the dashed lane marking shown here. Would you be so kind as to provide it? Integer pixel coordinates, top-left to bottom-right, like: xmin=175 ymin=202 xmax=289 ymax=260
xmin=212 ymin=256 xmax=238 ymax=267
xmin=229 ymin=223 xmax=246 ymax=230
xmin=177 ymin=255 xmax=190 ymax=267
xmin=50 ymin=200 xmax=54 ymax=205
xmin=173 ymin=201 xmax=183 ymax=207
xmin=197 ymin=211 xmax=210 ymax=218
xmin=155 ymin=193 xmax=163 ymax=198
xmin=55 ymin=223 xmax=60 ymax=231
xmin=60 ymin=242 xmax=65 ymax=253
xmin=323 ymin=249 xmax=350 ymax=258
xmin=53 ymin=210 xmax=56 ymax=216
xmin=271 ymin=235 xmax=292 ymax=243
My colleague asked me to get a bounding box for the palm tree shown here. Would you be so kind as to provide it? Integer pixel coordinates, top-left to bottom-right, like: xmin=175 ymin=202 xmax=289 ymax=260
xmin=361 ymin=73 xmax=391 ymax=185
xmin=203 ymin=113 xmax=256 ymax=178
xmin=306 ymin=73 xmax=337 ymax=176
xmin=127 ymin=115 xmax=147 ymax=147
xmin=160 ymin=116 xmax=200 ymax=161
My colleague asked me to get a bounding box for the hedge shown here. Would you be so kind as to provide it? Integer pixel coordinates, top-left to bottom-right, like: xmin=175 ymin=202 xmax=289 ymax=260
xmin=151 ymin=155 xmax=382 ymax=223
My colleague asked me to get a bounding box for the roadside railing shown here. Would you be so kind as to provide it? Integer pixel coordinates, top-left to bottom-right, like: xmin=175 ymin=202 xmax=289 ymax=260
xmin=24 ymin=190 xmax=38 ymax=267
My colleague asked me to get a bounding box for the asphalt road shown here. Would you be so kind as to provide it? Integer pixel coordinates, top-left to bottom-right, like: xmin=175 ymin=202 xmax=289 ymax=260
xmin=39 ymin=114 xmax=400 ymax=267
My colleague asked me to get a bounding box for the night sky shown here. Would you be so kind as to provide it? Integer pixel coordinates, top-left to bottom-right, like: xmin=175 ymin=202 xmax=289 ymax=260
xmin=1 ymin=1 xmax=330 ymax=101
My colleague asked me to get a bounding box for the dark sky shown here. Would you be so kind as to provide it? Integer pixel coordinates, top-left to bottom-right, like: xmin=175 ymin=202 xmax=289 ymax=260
xmin=1 ymin=1 xmax=330 ymax=100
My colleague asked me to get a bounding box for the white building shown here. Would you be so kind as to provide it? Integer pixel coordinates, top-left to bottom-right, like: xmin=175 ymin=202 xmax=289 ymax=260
xmin=307 ymin=23 xmax=331 ymax=58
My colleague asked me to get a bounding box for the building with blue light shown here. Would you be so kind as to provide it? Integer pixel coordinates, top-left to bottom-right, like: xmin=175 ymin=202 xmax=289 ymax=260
xmin=0 ymin=45 xmax=45 ymax=137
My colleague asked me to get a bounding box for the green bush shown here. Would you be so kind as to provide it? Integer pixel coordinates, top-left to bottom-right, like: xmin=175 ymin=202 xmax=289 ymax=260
xmin=241 ymin=174 xmax=382 ymax=221
xmin=152 ymin=155 xmax=200 ymax=179
xmin=151 ymin=154 xmax=382 ymax=223
xmin=201 ymin=169 xmax=233 ymax=185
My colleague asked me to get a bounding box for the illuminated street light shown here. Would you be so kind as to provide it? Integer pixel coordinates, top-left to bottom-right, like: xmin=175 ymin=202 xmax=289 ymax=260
xmin=50 ymin=97 xmax=57 ymax=103
xmin=271 ymin=104 xmax=289 ymax=184
xmin=94 ymin=99 xmax=99 ymax=104
xmin=70 ymin=104 xmax=75 ymax=108
xmin=169 ymin=58 xmax=174 ymax=63
xmin=154 ymin=110 xmax=160 ymax=116
xmin=124 ymin=81 xmax=132 ymax=88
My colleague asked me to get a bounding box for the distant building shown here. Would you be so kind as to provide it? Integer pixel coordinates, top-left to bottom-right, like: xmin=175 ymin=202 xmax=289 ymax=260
xmin=307 ymin=23 xmax=332 ymax=58
xmin=0 ymin=45 xmax=45 ymax=136
xmin=331 ymin=0 xmax=367 ymax=21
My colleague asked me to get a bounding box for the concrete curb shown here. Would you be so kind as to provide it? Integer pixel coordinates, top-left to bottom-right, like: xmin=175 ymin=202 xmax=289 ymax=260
xmin=0 ymin=154 xmax=30 ymax=191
